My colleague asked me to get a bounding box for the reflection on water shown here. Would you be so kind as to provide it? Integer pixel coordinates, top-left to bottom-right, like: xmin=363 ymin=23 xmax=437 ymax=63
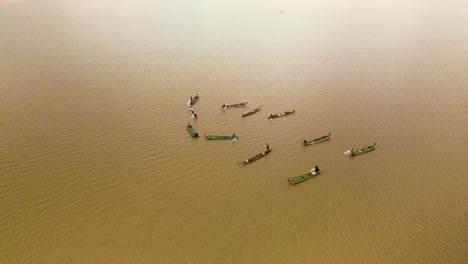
xmin=1 ymin=1 xmax=467 ymax=263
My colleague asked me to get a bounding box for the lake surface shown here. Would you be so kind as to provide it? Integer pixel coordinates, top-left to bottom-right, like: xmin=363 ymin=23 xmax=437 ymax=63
xmin=1 ymin=1 xmax=467 ymax=263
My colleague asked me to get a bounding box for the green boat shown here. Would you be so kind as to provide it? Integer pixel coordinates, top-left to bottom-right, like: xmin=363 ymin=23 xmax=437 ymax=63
xmin=239 ymin=148 xmax=272 ymax=165
xmin=303 ymin=133 xmax=332 ymax=145
xmin=268 ymin=110 xmax=295 ymax=120
xmin=205 ymin=135 xmax=240 ymax=140
xmin=186 ymin=123 xmax=199 ymax=137
xmin=222 ymin=102 xmax=248 ymax=108
xmin=188 ymin=94 xmax=199 ymax=106
xmin=344 ymin=143 xmax=377 ymax=156
xmin=242 ymin=105 xmax=263 ymax=117
xmin=288 ymin=170 xmax=321 ymax=185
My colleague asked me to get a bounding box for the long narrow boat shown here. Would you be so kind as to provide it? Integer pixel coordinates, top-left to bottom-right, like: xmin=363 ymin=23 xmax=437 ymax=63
xmin=344 ymin=143 xmax=377 ymax=156
xmin=242 ymin=105 xmax=263 ymax=117
xmin=188 ymin=94 xmax=199 ymax=106
xmin=303 ymin=133 xmax=332 ymax=145
xmin=205 ymin=135 xmax=240 ymax=140
xmin=186 ymin=123 xmax=199 ymax=137
xmin=222 ymin=102 xmax=248 ymax=108
xmin=288 ymin=170 xmax=321 ymax=185
xmin=268 ymin=110 xmax=295 ymax=120
xmin=239 ymin=148 xmax=272 ymax=165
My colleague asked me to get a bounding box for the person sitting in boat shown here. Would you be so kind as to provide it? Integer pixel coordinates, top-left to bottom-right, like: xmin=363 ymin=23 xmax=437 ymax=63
xmin=350 ymin=149 xmax=355 ymax=155
xmin=232 ymin=133 xmax=236 ymax=139
xmin=193 ymin=113 xmax=198 ymax=118
xmin=303 ymin=139 xmax=307 ymax=144
xmin=270 ymin=114 xmax=274 ymax=118
xmin=311 ymin=165 xmax=320 ymax=174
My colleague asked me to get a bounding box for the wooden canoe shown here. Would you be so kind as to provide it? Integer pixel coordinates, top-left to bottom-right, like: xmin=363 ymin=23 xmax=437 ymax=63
xmin=205 ymin=135 xmax=240 ymax=140
xmin=303 ymin=133 xmax=331 ymax=145
xmin=189 ymin=95 xmax=199 ymax=106
xmin=239 ymin=148 xmax=272 ymax=165
xmin=222 ymin=102 xmax=248 ymax=108
xmin=242 ymin=105 xmax=263 ymax=117
xmin=186 ymin=123 xmax=199 ymax=137
xmin=344 ymin=143 xmax=377 ymax=156
xmin=288 ymin=170 xmax=321 ymax=185
xmin=268 ymin=110 xmax=295 ymax=120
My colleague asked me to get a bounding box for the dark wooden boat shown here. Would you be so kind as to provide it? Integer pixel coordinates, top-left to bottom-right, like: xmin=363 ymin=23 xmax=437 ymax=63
xmin=268 ymin=110 xmax=295 ymax=120
xmin=222 ymin=102 xmax=248 ymax=108
xmin=303 ymin=133 xmax=331 ymax=145
xmin=239 ymin=148 xmax=272 ymax=165
xmin=188 ymin=94 xmax=199 ymax=106
xmin=242 ymin=105 xmax=263 ymax=117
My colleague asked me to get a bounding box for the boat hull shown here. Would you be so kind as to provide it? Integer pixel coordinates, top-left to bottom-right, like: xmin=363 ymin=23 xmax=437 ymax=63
xmin=190 ymin=95 xmax=199 ymax=106
xmin=344 ymin=143 xmax=376 ymax=156
xmin=186 ymin=124 xmax=199 ymax=137
xmin=288 ymin=171 xmax=321 ymax=185
xmin=268 ymin=110 xmax=295 ymax=119
xmin=303 ymin=133 xmax=331 ymax=145
xmin=222 ymin=102 xmax=248 ymax=108
xmin=240 ymin=149 xmax=272 ymax=165
xmin=242 ymin=105 xmax=263 ymax=117
xmin=205 ymin=135 xmax=240 ymax=140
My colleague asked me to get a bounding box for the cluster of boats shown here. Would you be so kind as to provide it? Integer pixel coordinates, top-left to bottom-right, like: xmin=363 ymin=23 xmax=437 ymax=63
xmin=185 ymin=94 xmax=377 ymax=185
xmin=286 ymin=142 xmax=377 ymax=185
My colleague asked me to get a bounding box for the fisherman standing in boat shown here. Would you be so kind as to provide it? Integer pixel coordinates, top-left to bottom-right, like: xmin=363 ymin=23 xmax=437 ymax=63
xmin=266 ymin=143 xmax=270 ymax=151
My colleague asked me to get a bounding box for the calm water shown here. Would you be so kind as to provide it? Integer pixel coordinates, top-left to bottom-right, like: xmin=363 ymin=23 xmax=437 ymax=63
xmin=1 ymin=1 xmax=467 ymax=263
